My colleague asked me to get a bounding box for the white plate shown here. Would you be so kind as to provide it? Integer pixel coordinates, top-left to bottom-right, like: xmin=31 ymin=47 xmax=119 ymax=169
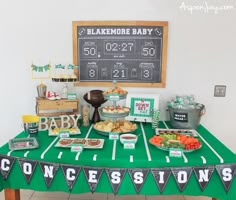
xmin=55 ymin=138 xmax=104 ymax=149
xmin=49 ymin=127 xmax=81 ymax=136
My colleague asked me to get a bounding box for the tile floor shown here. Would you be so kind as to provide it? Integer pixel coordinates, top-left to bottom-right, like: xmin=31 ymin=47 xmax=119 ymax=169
xmin=0 ymin=190 xmax=212 ymax=200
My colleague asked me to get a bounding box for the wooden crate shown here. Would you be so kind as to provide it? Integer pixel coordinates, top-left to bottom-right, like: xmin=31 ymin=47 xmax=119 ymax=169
xmin=36 ymin=97 xmax=79 ymax=117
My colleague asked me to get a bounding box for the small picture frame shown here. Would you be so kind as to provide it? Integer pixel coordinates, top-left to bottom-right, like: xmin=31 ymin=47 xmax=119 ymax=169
xmin=31 ymin=64 xmax=51 ymax=79
xmin=125 ymin=93 xmax=159 ymax=122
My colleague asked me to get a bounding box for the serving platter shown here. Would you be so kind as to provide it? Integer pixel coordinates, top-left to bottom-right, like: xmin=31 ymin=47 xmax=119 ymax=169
xmin=149 ymin=138 xmax=202 ymax=153
xmin=49 ymin=127 xmax=81 ymax=136
xmin=9 ymin=138 xmax=39 ymax=151
xmin=100 ymin=106 xmax=130 ymax=118
xmin=155 ymin=128 xmax=199 ymax=137
xmin=149 ymin=131 xmax=202 ymax=153
xmin=93 ymin=120 xmax=137 ymax=137
xmin=55 ymin=138 xmax=104 ymax=149
xmin=93 ymin=126 xmax=137 ymax=137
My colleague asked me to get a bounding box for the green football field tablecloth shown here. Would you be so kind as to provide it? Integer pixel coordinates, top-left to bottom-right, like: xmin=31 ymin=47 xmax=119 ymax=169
xmin=0 ymin=121 xmax=236 ymax=200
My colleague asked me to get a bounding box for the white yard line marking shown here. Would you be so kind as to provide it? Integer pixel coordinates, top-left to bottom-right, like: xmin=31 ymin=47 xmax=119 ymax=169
xmin=40 ymin=137 xmax=59 ymax=159
xmin=112 ymin=140 xmax=117 ymax=160
xmin=182 ymin=153 xmax=188 ymax=163
xmin=24 ymin=151 xmax=30 ymax=157
xmin=140 ymin=122 xmax=152 ymax=161
xmin=57 ymin=152 xmax=63 ymax=159
xmin=85 ymin=124 xmax=93 ymax=139
xmin=197 ymin=133 xmax=224 ymax=163
xmin=201 ymin=156 xmax=207 ymax=164
xmin=165 ymin=156 xmax=170 ymax=163
xmin=163 ymin=121 xmax=168 ymax=129
xmin=93 ymin=154 xmax=97 ymax=161
xmin=7 ymin=150 xmax=13 ymax=156
xmin=130 ymin=155 xmax=133 ymax=162
xmin=75 ymin=152 xmax=81 ymax=161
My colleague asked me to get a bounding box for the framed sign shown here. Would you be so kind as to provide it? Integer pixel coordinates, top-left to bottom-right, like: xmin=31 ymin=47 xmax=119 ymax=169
xmin=73 ymin=21 xmax=168 ymax=87
xmin=31 ymin=64 xmax=51 ymax=79
xmin=125 ymin=93 xmax=159 ymax=122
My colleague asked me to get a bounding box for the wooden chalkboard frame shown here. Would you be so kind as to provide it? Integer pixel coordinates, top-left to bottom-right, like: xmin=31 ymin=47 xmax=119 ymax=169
xmin=73 ymin=21 xmax=168 ymax=87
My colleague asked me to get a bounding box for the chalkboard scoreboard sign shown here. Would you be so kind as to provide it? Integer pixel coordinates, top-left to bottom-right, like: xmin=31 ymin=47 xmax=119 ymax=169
xmin=73 ymin=21 xmax=168 ymax=87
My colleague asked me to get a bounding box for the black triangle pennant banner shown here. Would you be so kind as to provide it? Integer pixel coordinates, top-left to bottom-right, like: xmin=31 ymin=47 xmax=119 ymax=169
xmin=216 ymin=164 xmax=236 ymax=192
xmin=193 ymin=166 xmax=214 ymax=191
xmin=128 ymin=168 xmax=149 ymax=194
xmin=151 ymin=168 xmax=171 ymax=193
xmin=83 ymin=167 xmax=103 ymax=193
xmin=61 ymin=164 xmax=81 ymax=191
xmin=171 ymin=167 xmax=192 ymax=192
xmin=0 ymin=155 xmax=15 ymax=180
xmin=1 ymin=152 xmax=236 ymax=195
xmin=106 ymin=168 xmax=126 ymax=195
xmin=18 ymin=158 xmax=37 ymax=184
xmin=39 ymin=162 xmax=59 ymax=188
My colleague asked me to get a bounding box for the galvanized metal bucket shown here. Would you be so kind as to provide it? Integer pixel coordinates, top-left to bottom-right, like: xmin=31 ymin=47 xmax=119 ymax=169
xmin=37 ymin=83 xmax=47 ymax=98
xmin=168 ymin=103 xmax=205 ymax=129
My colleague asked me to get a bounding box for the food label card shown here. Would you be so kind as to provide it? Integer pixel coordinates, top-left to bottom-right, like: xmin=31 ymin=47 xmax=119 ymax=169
xmin=109 ymin=132 xmax=120 ymax=140
xmin=124 ymin=142 xmax=135 ymax=149
xmin=59 ymin=132 xmax=70 ymax=138
xmin=108 ymin=95 xmax=120 ymax=101
xmin=67 ymin=93 xmax=77 ymax=100
xmin=169 ymin=148 xmax=183 ymax=157
xmin=71 ymin=144 xmax=84 ymax=152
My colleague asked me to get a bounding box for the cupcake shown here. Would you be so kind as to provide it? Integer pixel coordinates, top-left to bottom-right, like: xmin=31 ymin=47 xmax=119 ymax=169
xmin=71 ymin=74 xmax=77 ymax=82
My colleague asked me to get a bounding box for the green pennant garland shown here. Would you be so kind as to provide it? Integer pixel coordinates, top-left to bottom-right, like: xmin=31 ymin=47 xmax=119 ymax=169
xmin=38 ymin=67 xmax=43 ymax=72
xmin=67 ymin=64 xmax=74 ymax=70
xmin=32 ymin=64 xmax=50 ymax=72
xmin=44 ymin=65 xmax=50 ymax=71
xmin=55 ymin=64 xmax=65 ymax=69
xmin=32 ymin=65 xmax=38 ymax=71
xmin=73 ymin=65 xmax=79 ymax=69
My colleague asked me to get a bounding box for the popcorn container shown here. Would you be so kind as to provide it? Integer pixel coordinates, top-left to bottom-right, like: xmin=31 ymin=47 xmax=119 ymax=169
xmin=22 ymin=115 xmax=40 ymax=136
xmin=37 ymin=83 xmax=47 ymax=98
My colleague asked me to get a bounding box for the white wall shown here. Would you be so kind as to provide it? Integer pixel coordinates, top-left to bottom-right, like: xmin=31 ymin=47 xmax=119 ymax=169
xmin=0 ymin=0 xmax=235 ymax=150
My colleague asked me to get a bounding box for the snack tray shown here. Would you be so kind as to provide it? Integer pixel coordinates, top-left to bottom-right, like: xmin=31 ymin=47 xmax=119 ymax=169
xmin=49 ymin=127 xmax=81 ymax=136
xmin=93 ymin=126 xmax=137 ymax=137
xmin=103 ymin=93 xmax=127 ymax=100
xmin=9 ymin=138 xmax=39 ymax=151
xmin=149 ymin=139 xmax=202 ymax=153
xmin=155 ymin=128 xmax=199 ymax=137
xmin=100 ymin=108 xmax=130 ymax=118
xmin=55 ymin=138 xmax=104 ymax=149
